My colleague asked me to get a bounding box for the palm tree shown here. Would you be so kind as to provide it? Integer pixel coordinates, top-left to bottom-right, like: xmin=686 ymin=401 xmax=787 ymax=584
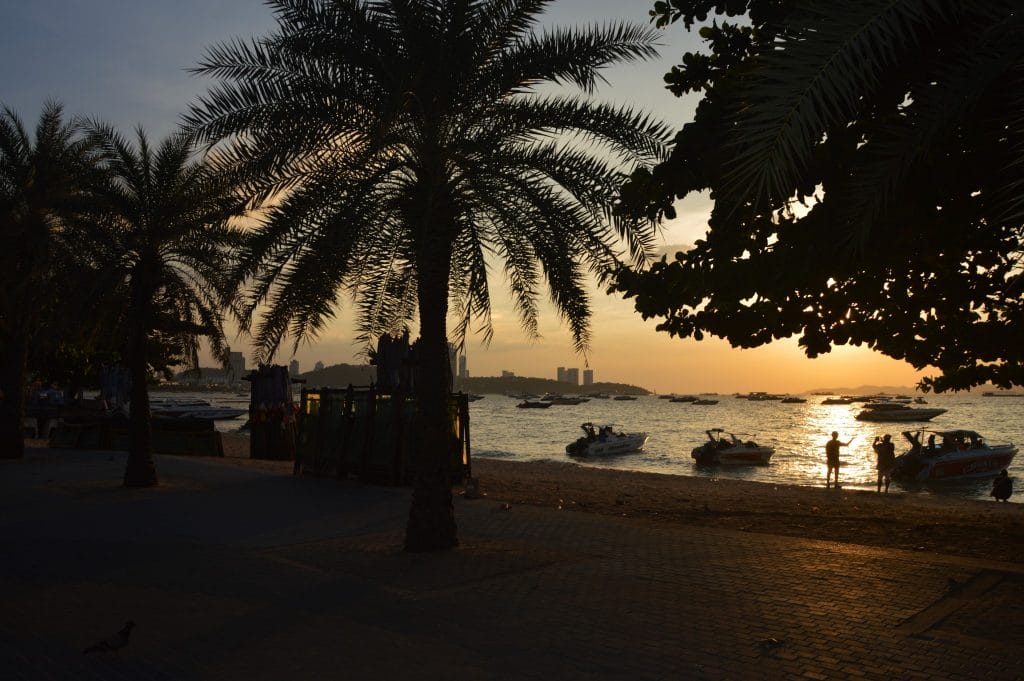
xmin=186 ymin=0 xmax=671 ymax=550
xmin=0 ymin=102 xmax=100 ymax=459
xmin=86 ymin=124 xmax=247 ymax=486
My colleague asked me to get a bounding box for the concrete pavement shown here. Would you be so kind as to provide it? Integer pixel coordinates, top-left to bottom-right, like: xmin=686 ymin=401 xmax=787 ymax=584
xmin=2 ymin=447 xmax=1022 ymax=680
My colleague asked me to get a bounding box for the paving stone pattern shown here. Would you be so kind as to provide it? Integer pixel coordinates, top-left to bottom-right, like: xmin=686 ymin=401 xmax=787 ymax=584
xmin=1 ymin=449 xmax=1021 ymax=680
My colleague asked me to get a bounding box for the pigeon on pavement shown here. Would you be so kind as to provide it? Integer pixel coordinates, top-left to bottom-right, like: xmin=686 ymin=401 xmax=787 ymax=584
xmin=83 ymin=621 xmax=135 ymax=654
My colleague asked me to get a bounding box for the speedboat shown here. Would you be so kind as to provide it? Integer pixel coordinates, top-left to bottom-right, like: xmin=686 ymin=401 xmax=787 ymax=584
xmin=691 ymin=428 xmax=774 ymax=465
xmin=148 ymin=398 xmax=247 ymax=420
xmin=691 ymin=398 xmax=719 ymax=405
xmin=612 ymin=394 xmax=638 ymax=401
xmin=780 ymin=396 xmax=806 ymax=403
xmin=822 ymin=397 xmax=853 ymax=405
xmin=892 ymin=429 xmax=1017 ymax=481
xmin=566 ymin=422 xmax=648 ymax=456
xmin=516 ymin=400 xmax=552 ymax=409
xmin=854 ymin=400 xmax=946 ymax=422
xmin=540 ymin=393 xmax=590 ymax=405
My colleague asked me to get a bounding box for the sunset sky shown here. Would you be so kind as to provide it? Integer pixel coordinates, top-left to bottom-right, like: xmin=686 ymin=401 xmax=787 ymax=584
xmin=1 ymin=1 xmax=928 ymax=393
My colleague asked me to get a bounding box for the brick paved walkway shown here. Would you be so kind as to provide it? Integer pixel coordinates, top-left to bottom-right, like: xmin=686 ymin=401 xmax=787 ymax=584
xmin=2 ymin=449 xmax=1021 ymax=680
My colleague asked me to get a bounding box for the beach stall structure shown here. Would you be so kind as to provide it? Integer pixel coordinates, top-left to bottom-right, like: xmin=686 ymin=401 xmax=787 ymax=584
xmin=246 ymin=365 xmax=299 ymax=461
xmin=294 ymin=385 xmax=471 ymax=485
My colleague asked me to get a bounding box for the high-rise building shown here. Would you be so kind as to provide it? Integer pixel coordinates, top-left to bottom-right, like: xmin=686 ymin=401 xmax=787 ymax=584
xmin=583 ymin=368 xmax=594 ymax=386
xmin=501 ymin=370 xmax=515 ymax=378
xmin=448 ymin=343 xmax=458 ymax=379
xmin=566 ymin=368 xmax=579 ymax=386
xmin=458 ymin=353 xmax=468 ymax=379
xmin=557 ymin=367 xmax=567 ymax=383
xmin=289 ymin=359 xmax=300 ymax=377
xmin=228 ymin=350 xmax=245 ymax=381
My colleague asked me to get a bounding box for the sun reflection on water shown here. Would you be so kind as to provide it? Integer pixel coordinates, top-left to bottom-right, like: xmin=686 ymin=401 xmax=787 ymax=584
xmin=465 ymin=392 xmax=1024 ymax=502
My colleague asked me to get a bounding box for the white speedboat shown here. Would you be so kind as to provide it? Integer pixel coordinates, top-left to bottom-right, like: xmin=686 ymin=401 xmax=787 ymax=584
xmin=566 ymin=423 xmax=648 ymax=456
xmin=854 ymin=400 xmax=946 ymax=422
xmin=892 ymin=429 xmax=1017 ymax=481
xmin=149 ymin=398 xmax=247 ymax=420
xmin=691 ymin=428 xmax=774 ymax=465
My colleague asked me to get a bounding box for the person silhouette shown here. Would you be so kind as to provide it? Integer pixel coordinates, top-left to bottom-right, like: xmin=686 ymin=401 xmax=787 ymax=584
xmin=825 ymin=431 xmax=853 ymax=488
xmin=991 ymin=469 xmax=1012 ymax=502
xmin=873 ymin=434 xmax=896 ymax=493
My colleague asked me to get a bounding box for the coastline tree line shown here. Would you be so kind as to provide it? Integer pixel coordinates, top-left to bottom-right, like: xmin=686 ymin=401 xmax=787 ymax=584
xmin=1 ymin=0 xmax=1020 ymax=552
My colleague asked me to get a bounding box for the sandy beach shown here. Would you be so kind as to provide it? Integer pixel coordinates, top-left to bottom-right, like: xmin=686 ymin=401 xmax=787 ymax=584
xmin=31 ymin=433 xmax=1023 ymax=564
xmin=210 ymin=434 xmax=1024 ymax=565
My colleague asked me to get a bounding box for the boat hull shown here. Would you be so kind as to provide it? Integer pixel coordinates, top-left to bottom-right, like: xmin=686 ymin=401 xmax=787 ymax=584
xmin=692 ymin=445 xmax=774 ymax=465
xmin=855 ymin=408 xmax=946 ymax=422
xmin=517 ymin=401 xmax=552 ymax=409
xmin=892 ymin=446 xmax=1017 ymax=481
xmin=567 ymin=433 xmax=648 ymax=456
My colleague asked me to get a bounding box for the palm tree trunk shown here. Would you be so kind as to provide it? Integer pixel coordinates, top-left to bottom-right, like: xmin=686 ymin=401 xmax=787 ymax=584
xmin=404 ymin=242 xmax=458 ymax=552
xmin=123 ymin=319 xmax=157 ymax=487
xmin=0 ymin=332 xmax=29 ymax=459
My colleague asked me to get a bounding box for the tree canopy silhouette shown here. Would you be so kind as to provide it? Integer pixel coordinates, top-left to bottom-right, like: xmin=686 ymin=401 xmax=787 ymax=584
xmin=0 ymin=102 xmax=102 ymax=458
xmin=614 ymin=0 xmax=1024 ymax=392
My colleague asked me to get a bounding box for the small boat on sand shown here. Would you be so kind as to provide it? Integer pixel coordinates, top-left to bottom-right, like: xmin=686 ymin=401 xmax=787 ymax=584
xmin=691 ymin=428 xmax=774 ymax=465
xmin=148 ymin=399 xmax=247 ymax=420
xmin=892 ymin=429 xmax=1017 ymax=481
xmin=566 ymin=422 xmax=648 ymax=456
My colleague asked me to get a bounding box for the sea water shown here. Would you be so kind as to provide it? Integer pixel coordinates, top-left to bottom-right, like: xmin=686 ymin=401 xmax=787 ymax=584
xmin=467 ymin=392 xmax=1024 ymax=503
xmin=192 ymin=390 xmax=1023 ymax=503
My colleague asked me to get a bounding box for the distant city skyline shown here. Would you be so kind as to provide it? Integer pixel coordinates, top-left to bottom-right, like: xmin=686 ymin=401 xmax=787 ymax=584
xmin=249 ymin=354 xmax=923 ymax=396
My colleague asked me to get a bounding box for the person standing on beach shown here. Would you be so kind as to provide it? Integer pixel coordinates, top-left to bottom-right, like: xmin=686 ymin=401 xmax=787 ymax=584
xmin=873 ymin=434 xmax=896 ymax=493
xmin=825 ymin=431 xmax=852 ymax=488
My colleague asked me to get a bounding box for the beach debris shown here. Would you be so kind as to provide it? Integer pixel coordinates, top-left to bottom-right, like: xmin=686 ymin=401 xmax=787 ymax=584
xmin=83 ymin=620 xmax=135 ymax=655
xmin=500 ymin=503 xmax=512 ymax=511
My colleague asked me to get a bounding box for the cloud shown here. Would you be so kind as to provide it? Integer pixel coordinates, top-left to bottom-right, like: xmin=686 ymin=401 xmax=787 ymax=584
xmin=653 ymin=242 xmax=694 ymax=259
